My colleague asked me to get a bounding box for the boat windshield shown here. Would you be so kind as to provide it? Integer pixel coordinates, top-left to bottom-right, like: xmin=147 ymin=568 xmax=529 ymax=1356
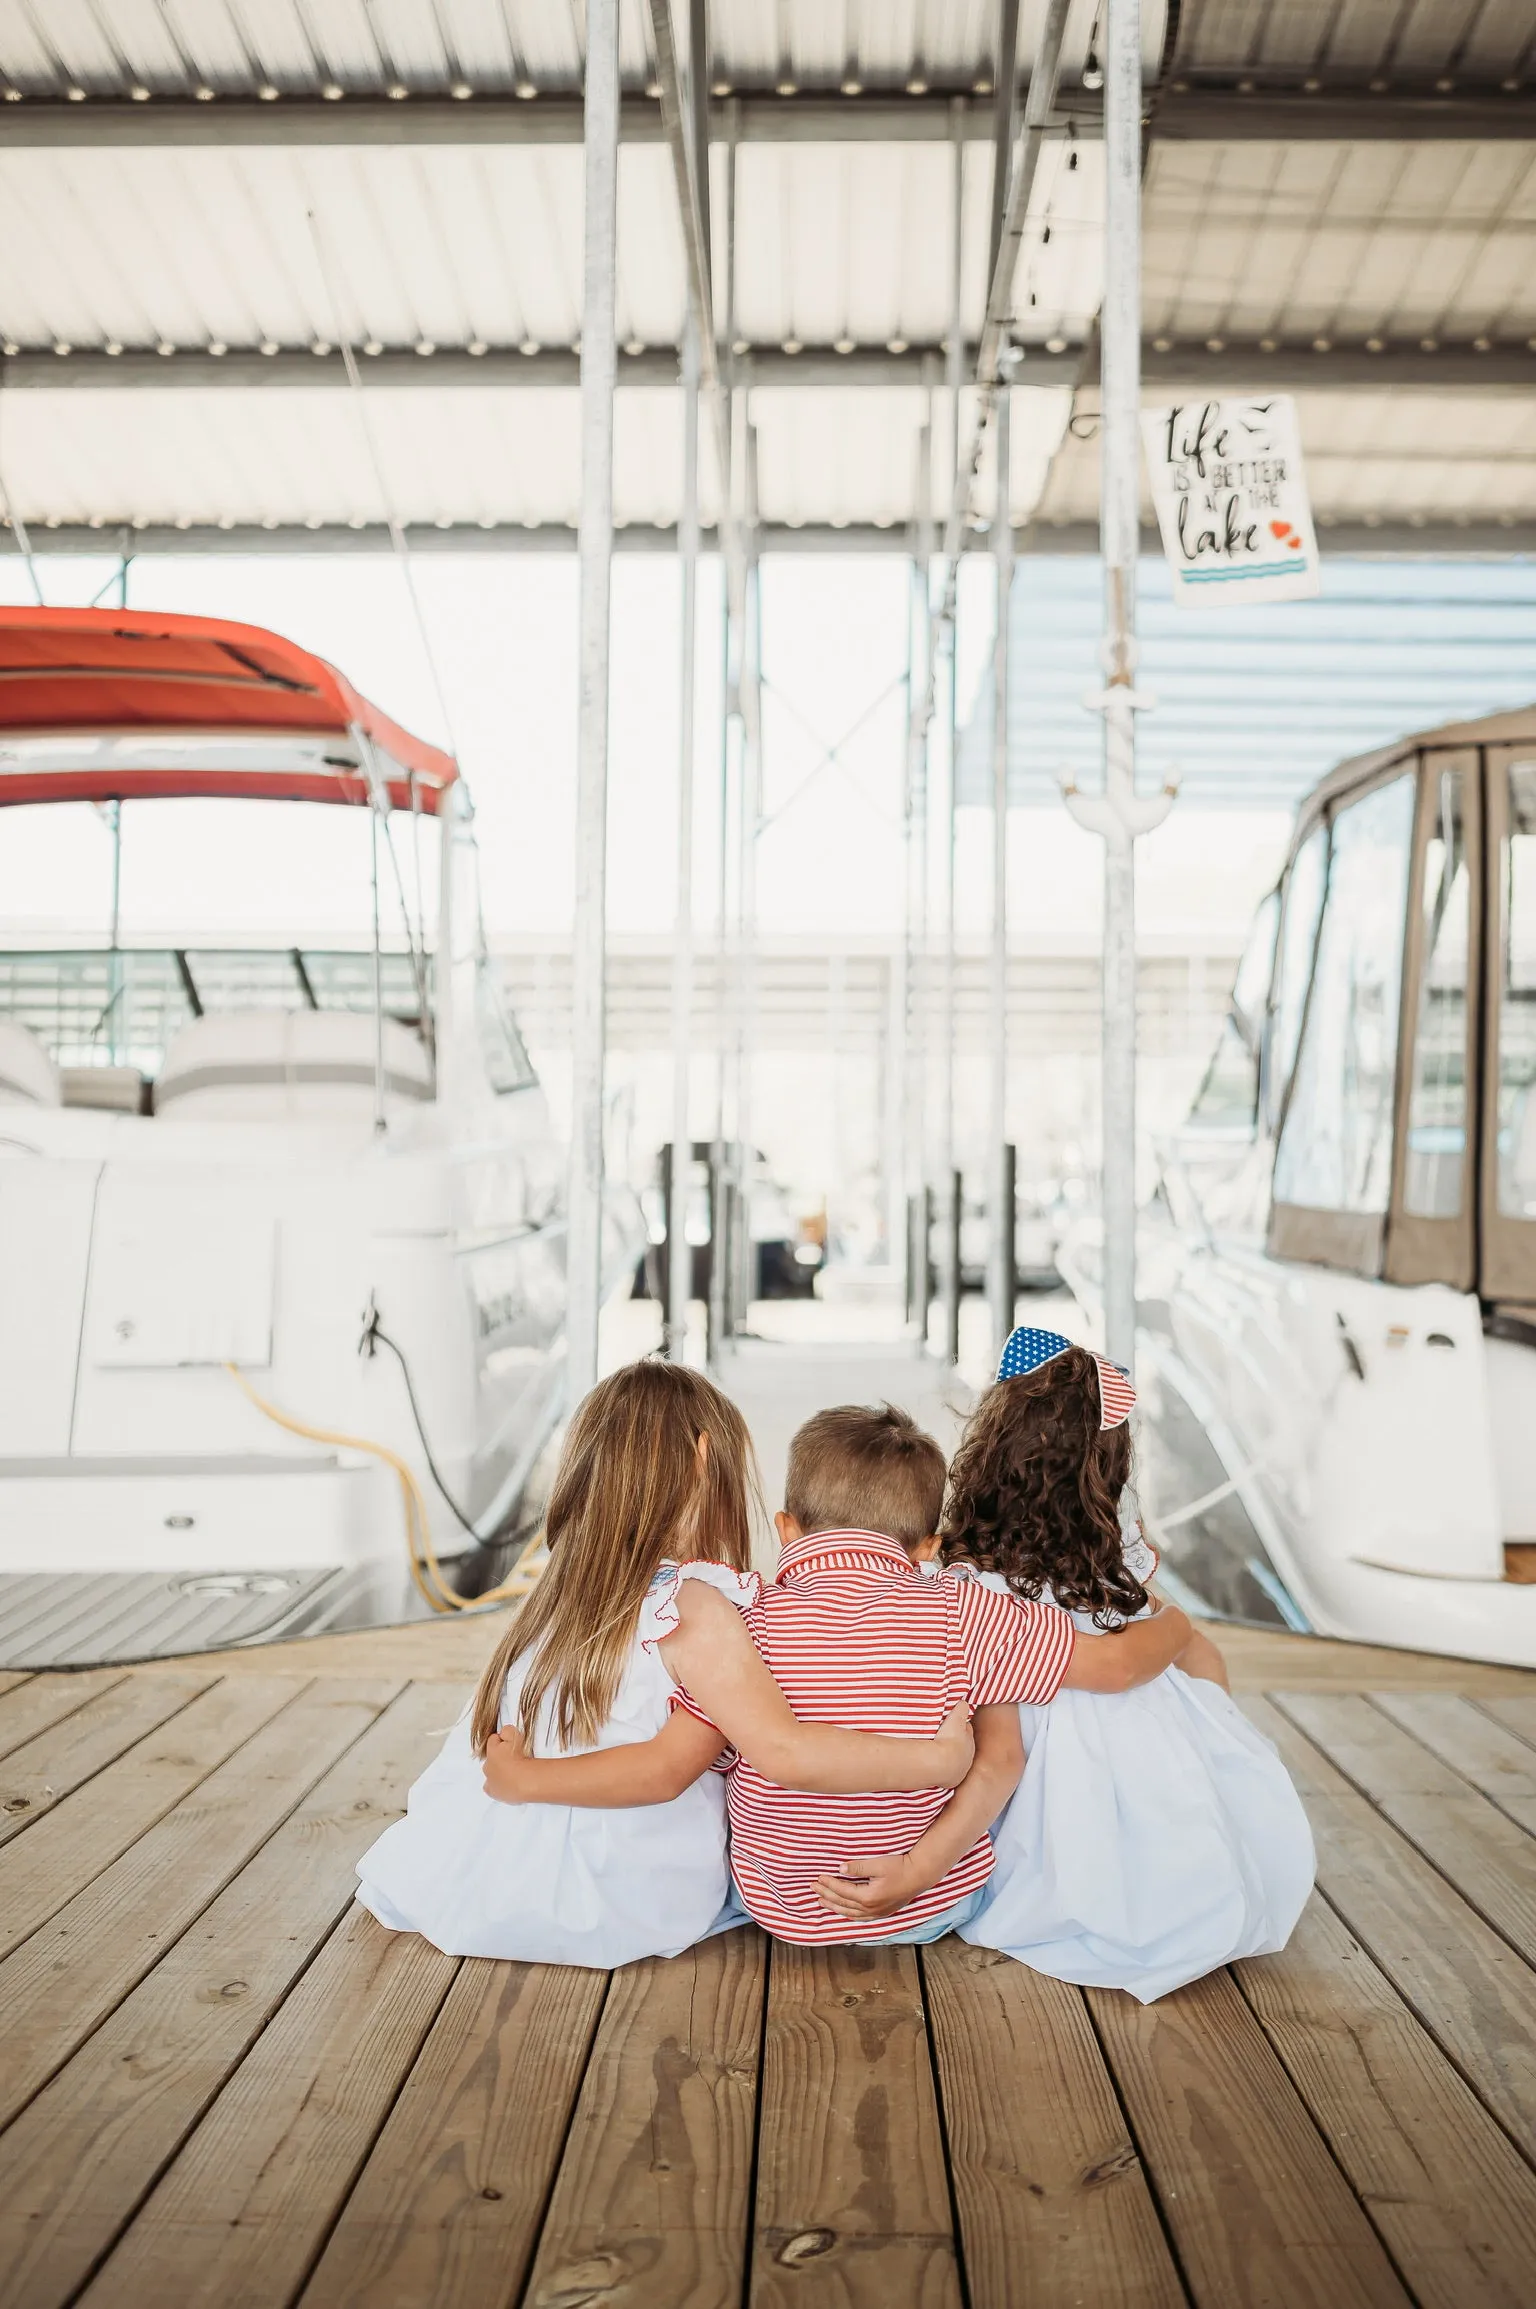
xmin=0 ymin=947 xmax=536 ymax=1093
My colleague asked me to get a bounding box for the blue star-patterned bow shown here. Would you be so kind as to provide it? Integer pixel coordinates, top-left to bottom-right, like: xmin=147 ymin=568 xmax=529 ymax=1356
xmin=996 ymin=1326 xmax=1136 ymax=1431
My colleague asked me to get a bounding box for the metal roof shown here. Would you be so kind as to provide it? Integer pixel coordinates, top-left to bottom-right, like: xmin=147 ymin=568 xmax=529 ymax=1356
xmin=959 ymin=557 xmax=1536 ymax=813
xmin=0 ymin=3 xmax=1529 ymax=548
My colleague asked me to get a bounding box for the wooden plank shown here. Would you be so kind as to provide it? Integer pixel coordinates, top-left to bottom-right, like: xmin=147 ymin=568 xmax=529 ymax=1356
xmin=923 ymin=1938 xmax=1185 ymax=2309
xmin=0 ymin=1674 xmax=296 ymax=1964
xmin=1217 ymin=1630 xmax=1536 ymax=1697
xmin=751 ymin=1941 xmax=961 ymax=2309
xmin=0 ymin=1670 xmax=212 ymax=1847
xmin=0 ymin=1669 xmax=128 ymax=1763
xmin=1480 ymin=1695 xmax=1536 ymax=1755
xmin=78 ymin=1907 xmax=459 ymax=2309
xmin=1236 ymin=1895 xmax=1536 ymax=2309
xmin=1371 ymin=1693 xmax=1536 ymax=1835
xmin=1275 ymin=1693 xmax=1536 ymax=1966
xmin=0 ymin=1670 xmax=31 ymax=1696
xmin=0 ymin=1682 xmax=454 ymax=2309
xmin=1245 ymin=1695 xmax=1536 ymax=2154
xmin=303 ymin=1956 xmax=608 ymax=2309
xmin=0 ymin=1676 xmax=400 ymax=2137
xmin=1088 ymin=1967 xmax=1411 ymax=2309
xmin=523 ymin=1929 xmax=766 ymax=2309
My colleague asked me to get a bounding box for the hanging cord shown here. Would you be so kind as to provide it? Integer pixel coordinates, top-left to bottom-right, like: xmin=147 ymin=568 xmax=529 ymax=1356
xmin=0 ymin=432 xmax=45 ymax=605
xmin=357 ymin=1293 xmax=500 ymax=1545
xmin=223 ymin=1363 xmax=546 ymax=1614
xmin=305 ymin=209 xmax=462 ymax=762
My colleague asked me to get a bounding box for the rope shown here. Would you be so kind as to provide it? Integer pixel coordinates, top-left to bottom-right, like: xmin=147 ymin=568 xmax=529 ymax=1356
xmin=223 ymin=1363 xmax=546 ymax=1614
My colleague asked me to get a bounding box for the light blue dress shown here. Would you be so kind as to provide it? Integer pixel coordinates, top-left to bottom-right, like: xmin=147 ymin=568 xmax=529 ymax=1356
xmin=952 ymin=1556 xmax=1315 ymax=2002
xmin=356 ymin=1561 xmax=758 ymax=1968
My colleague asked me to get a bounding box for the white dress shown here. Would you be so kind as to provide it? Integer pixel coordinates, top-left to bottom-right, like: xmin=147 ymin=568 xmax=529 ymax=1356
xmin=954 ymin=1556 xmax=1315 ymax=2003
xmin=355 ymin=1560 xmax=760 ymax=1968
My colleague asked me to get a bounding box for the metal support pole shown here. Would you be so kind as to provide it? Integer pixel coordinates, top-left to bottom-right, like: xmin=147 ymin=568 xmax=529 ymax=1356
xmin=1063 ymin=0 xmax=1171 ymax=1374
xmin=989 ymin=0 xmax=1021 ymax=277
xmin=986 ymin=380 xmax=1014 ymax=1360
xmin=565 ymin=0 xmax=620 ymax=1404
xmin=734 ymin=420 xmax=762 ymax=1323
xmin=1098 ymin=0 xmax=1139 ymax=1376
xmin=369 ymin=800 xmax=386 ymax=1138
xmin=706 ymin=105 xmax=739 ymax=1365
xmin=666 ymin=314 xmax=701 ymax=1360
xmin=938 ymin=101 xmax=965 ymax=1366
xmin=902 ymin=408 xmax=936 ymax=1327
xmin=106 ymin=799 xmax=122 ymax=1065
xmin=435 ymin=782 xmax=457 ymax=1111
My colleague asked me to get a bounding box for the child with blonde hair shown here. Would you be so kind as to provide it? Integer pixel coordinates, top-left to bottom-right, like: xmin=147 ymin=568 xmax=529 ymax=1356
xmin=356 ymin=1359 xmax=972 ymax=1967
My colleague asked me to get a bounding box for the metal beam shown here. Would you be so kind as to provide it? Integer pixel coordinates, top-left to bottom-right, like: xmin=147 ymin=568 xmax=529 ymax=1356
xmin=8 ymin=517 xmax=1535 ymax=558
xmin=3 ymin=340 xmax=1531 ymax=392
xmin=0 ymin=85 xmax=1530 ymax=147
xmin=0 ymin=92 xmax=1000 ymax=147
xmin=1151 ymin=84 xmax=1536 ymax=141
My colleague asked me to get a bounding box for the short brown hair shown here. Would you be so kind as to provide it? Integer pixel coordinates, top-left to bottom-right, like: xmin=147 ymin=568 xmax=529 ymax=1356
xmin=785 ymin=1402 xmax=947 ymax=1551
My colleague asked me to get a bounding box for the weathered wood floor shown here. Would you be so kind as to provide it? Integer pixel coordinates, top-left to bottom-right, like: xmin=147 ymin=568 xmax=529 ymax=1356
xmin=4 ymin=1645 xmax=1536 ymax=2307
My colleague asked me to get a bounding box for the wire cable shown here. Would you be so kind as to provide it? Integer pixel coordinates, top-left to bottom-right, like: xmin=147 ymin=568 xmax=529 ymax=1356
xmin=224 ymin=1362 xmax=545 ymax=1614
xmin=357 ymin=1298 xmax=500 ymax=1545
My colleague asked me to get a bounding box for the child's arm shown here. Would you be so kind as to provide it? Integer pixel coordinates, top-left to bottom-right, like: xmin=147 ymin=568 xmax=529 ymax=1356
xmin=659 ymin=1580 xmax=975 ymax=1792
xmin=1058 ymin=1599 xmax=1193 ymax=1693
xmin=484 ymin=1706 xmax=726 ymax=1808
xmin=1173 ymin=1619 xmax=1230 ymax=1690
xmin=813 ymin=1706 xmax=1026 ymax=1923
xmin=482 ymin=1582 xmax=975 ymax=1810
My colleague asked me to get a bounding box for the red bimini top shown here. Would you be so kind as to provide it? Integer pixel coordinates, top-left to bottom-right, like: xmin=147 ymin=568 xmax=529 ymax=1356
xmin=0 ymin=606 xmax=459 ymax=813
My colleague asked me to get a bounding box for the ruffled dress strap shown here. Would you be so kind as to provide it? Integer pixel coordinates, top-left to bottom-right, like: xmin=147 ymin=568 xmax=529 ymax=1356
xmin=1122 ymin=1524 xmax=1160 ymax=1586
xmin=638 ymin=1559 xmax=763 ymax=1655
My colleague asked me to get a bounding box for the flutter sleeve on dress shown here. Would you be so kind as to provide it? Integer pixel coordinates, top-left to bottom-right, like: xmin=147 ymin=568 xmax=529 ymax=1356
xmin=636 ymin=1559 xmax=763 ymax=1654
xmin=638 ymin=1559 xmax=764 ymax=1772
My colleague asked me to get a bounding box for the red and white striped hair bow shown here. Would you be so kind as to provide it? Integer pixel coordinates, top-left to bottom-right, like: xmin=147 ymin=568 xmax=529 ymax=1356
xmin=997 ymin=1326 xmax=1137 ymax=1432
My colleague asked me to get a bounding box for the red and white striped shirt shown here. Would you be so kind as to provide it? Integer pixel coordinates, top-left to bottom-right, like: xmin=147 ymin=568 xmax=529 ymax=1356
xmin=674 ymin=1527 xmax=1076 ymax=1943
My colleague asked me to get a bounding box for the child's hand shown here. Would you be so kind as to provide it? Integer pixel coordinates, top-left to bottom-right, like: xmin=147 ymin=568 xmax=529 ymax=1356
xmin=481 ymin=1726 xmax=534 ymax=1805
xmin=814 ymin=1851 xmax=922 ymax=1922
xmin=931 ymin=1702 xmax=975 ymax=1787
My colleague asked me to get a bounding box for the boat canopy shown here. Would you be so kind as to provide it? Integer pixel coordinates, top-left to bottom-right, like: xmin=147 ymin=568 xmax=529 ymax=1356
xmin=0 ymin=607 xmax=458 ymax=813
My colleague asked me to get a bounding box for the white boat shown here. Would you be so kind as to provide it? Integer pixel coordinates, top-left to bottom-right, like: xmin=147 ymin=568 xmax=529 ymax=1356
xmin=1083 ymin=703 xmax=1536 ymax=1667
xmin=0 ymin=607 xmax=639 ymax=1664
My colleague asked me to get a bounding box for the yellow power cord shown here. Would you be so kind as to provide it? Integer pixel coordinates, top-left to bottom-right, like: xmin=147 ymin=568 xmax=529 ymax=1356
xmin=224 ymin=1362 xmax=545 ymax=1614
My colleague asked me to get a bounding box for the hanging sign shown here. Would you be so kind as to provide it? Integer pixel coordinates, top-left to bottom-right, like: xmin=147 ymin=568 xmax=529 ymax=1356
xmin=1142 ymin=395 xmax=1321 ymax=605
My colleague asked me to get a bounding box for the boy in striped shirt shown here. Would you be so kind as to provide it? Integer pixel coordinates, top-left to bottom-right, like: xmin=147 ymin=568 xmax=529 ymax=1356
xmin=486 ymin=1404 xmax=1194 ymax=1944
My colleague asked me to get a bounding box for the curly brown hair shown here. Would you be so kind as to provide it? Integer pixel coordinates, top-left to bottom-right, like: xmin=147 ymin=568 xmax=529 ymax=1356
xmin=940 ymin=1345 xmax=1145 ymax=1628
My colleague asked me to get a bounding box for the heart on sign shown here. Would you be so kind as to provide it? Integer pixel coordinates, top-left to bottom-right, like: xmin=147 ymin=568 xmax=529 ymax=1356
xmin=1269 ymin=519 xmax=1302 ymax=549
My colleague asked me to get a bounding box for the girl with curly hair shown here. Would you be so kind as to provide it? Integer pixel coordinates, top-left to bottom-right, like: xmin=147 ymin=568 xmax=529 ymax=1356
xmin=941 ymin=1329 xmax=1314 ymax=2002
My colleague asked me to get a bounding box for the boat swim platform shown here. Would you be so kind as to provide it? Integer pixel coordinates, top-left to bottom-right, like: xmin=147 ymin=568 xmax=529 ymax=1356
xmin=3 ymin=1643 xmax=1536 ymax=2307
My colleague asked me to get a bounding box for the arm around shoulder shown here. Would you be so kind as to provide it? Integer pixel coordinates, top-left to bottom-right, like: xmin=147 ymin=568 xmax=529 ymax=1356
xmin=1059 ymin=1600 xmax=1192 ymax=1694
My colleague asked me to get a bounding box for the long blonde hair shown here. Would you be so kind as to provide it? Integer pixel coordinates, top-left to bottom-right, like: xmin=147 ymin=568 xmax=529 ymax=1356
xmin=469 ymin=1359 xmax=758 ymax=1755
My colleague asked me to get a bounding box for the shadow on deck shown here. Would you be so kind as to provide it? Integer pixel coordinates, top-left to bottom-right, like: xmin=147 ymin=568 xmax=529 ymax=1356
xmin=1 ymin=1652 xmax=1536 ymax=2305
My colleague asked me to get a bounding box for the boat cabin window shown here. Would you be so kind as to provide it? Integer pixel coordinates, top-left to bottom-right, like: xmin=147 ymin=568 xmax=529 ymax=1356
xmin=1263 ymin=823 xmax=1327 ymax=1134
xmin=475 ymin=958 xmax=539 ymax=1094
xmin=1273 ymin=774 xmax=1415 ymax=1223
xmin=1187 ymin=891 xmax=1277 ymax=1132
xmin=1403 ymin=769 xmax=1471 ymax=1220
xmin=1496 ymin=762 xmax=1536 ymax=1220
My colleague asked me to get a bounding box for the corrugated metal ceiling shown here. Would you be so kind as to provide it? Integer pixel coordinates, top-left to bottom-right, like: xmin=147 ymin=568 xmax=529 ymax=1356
xmin=1169 ymin=0 xmax=1531 ymax=83
xmin=0 ymin=4 xmax=1527 ymax=538
xmin=0 ymin=2 xmax=1128 ymax=99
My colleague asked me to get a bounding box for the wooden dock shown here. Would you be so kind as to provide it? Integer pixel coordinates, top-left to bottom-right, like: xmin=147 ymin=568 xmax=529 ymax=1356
xmin=3 ymin=1631 xmax=1536 ymax=2307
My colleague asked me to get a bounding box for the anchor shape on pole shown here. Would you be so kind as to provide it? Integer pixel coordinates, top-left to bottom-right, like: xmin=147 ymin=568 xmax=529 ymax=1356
xmin=1059 ymin=637 xmax=1178 ymax=847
